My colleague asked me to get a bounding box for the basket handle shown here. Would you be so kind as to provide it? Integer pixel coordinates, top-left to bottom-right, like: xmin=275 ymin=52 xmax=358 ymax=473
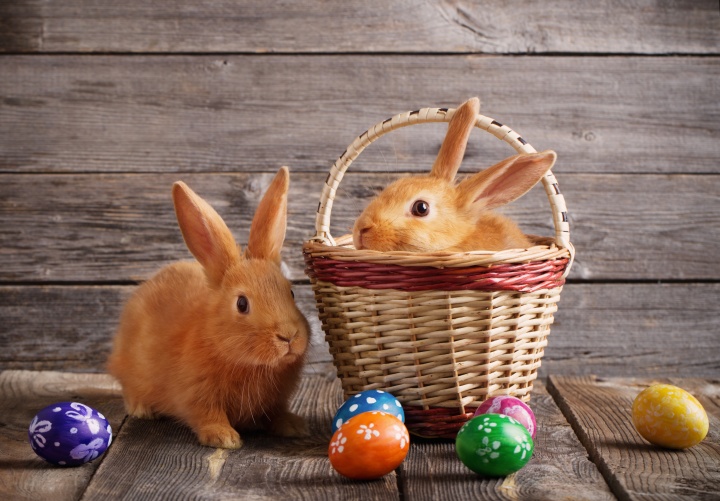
xmin=311 ymin=106 xmax=574 ymax=274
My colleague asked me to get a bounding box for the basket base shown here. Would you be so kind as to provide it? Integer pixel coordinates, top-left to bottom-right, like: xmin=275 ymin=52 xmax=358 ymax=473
xmin=405 ymin=407 xmax=479 ymax=439
xmin=404 ymin=395 xmax=532 ymax=439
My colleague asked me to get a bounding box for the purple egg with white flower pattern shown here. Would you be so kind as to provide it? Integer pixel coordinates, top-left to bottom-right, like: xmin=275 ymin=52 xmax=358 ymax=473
xmin=473 ymin=396 xmax=537 ymax=439
xmin=332 ymin=389 xmax=404 ymax=432
xmin=28 ymin=402 xmax=112 ymax=467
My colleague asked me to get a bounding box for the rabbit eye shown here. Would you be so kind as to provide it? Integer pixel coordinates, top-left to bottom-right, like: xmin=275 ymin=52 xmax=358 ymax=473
xmin=236 ymin=295 xmax=250 ymax=314
xmin=411 ymin=200 xmax=430 ymax=217
xmin=290 ymin=289 xmax=295 ymax=299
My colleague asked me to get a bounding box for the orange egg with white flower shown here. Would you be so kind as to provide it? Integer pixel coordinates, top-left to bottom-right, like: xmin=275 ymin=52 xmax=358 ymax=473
xmin=328 ymin=411 xmax=410 ymax=480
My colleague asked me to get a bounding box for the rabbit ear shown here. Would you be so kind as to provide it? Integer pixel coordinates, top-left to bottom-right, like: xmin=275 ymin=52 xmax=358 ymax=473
xmin=430 ymin=97 xmax=480 ymax=182
xmin=172 ymin=181 xmax=241 ymax=286
xmin=457 ymin=150 xmax=557 ymax=212
xmin=245 ymin=166 xmax=289 ymax=264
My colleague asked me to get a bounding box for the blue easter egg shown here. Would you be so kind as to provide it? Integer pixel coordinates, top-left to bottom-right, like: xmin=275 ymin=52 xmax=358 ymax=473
xmin=28 ymin=402 xmax=112 ymax=467
xmin=332 ymin=389 xmax=404 ymax=432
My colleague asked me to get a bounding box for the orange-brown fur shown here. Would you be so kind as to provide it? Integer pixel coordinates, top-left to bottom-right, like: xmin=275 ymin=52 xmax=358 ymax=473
xmin=353 ymin=98 xmax=556 ymax=253
xmin=108 ymin=167 xmax=310 ymax=449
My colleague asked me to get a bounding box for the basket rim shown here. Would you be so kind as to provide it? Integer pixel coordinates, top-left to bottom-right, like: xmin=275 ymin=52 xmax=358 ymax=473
xmin=307 ymin=104 xmax=575 ymax=277
xmin=304 ymin=234 xmax=571 ymax=269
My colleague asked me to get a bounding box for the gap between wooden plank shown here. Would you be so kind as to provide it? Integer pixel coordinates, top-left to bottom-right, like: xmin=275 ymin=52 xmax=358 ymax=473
xmin=78 ymin=413 xmax=131 ymax=501
xmin=546 ymin=375 xmax=720 ymax=501
xmin=4 ymin=169 xmax=719 ymax=177
xmin=2 ymin=279 xmax=719 ymax=287
xmin=1 ymin=56 xmax=717 ymax=175
xmin=4 ymin=51 xmax=719 ymax=57
xmin=3 ymin=171 xmax=719 ymax=282
xmin=0 ymin=371 xmax=128 ymax=501
xmin=397 ymin=381 xmax=615 ymax=500
xmin=77 ymin=370 xmax=401 ymax=500
xmin=1 ymin=0 xmax=717 ymax=55
xmin=546 ymin=375 xmax=626 ymax=500
xmin=3 ymin=283 xmax=720 ymax=378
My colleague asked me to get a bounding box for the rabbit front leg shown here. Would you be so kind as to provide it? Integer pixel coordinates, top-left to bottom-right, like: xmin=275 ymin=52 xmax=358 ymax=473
xmin=125 ymin=399 xmax=158 ymax=420
xmin=188 ymin=409 xmax=243 ymax=449
xmin=268 ymin=410 xmax=310 ymax=438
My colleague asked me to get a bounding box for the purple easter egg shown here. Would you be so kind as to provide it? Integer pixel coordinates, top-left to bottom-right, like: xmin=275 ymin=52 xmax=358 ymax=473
xmin=28 ymin=402 xmax=112 ymax=466
xmin=474 ymin=396 xmax=537 ymax=439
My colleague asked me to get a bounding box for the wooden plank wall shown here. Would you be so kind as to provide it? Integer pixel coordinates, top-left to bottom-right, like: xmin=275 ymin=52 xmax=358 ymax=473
xmin=1 ymin=0 xmax=719 ymax=379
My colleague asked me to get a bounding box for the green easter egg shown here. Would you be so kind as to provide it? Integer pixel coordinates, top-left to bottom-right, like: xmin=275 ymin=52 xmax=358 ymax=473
xmin=455 ymin=414 xmax=534 ymax=476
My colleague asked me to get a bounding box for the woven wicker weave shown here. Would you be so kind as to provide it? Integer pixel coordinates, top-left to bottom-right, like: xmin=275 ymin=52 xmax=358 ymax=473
xmin=303 ymin=106 xmax=574 ymax=438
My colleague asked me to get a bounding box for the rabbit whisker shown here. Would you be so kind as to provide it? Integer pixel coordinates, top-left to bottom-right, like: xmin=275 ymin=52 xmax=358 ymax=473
xmin=246 ymin=371 xmax=256 ymax=425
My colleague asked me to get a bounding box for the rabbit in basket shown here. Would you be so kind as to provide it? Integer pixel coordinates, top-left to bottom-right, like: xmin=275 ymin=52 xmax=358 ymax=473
xmin=353 ymin=97 xmax=557 ymax=253
xmin=108 ymin=167 xmax=310 ymax=449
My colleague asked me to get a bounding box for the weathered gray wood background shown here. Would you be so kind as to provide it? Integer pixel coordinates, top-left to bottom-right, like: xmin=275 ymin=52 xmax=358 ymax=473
xmin=1 ymin=0 xmax=719 ymax=380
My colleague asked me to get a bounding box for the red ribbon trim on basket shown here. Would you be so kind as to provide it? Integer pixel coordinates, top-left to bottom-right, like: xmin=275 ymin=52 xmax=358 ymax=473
xmin=404 ymin=407 xmax=477 ymax=439
xmin=305 ymin=257 xmax=568 ymax=293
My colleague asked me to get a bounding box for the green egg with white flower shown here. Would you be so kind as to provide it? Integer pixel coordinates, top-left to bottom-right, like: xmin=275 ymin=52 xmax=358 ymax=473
xmin=455 ymin=414 xmax=534 ymax=476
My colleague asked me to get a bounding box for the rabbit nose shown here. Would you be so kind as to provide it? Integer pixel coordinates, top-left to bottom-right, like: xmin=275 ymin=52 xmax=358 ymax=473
xmin=277 ymin=331 xmax=297 ymax=344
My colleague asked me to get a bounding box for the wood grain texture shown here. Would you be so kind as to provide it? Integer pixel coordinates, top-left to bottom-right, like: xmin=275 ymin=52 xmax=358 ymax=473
xmin=539 ymin=284 xmax=720 ymax=379
xmin=0 ymin=370 xmax=125 ymax=501
xmin=400 ymin=381 xmax=615 ymax=501
xmin=1 ymin=172 xmax=719 ymax=282
xmin=0 ymin=0 xmax=717 ymax=498
xmin=0 ymin=0 xmax=717 ymax=54
xmin=0 ymin=286 xmax=132 ymax=371
xmin=82 ymin=370 xmax=400 ymax=501
xmin=0 ymin=284 xmax=329 ymax=372
xmin=547 ymin=376 xmax=720 ymax=501
xmin=2 ymin=283 xmax=719 ymax=379
xmin=1 ymin=56 xmax=718 ymax=175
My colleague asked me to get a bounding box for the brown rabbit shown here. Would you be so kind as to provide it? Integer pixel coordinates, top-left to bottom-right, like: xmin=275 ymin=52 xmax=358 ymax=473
xmin=353 ymin=97 xmax=557 ymax=253
xmin=108 ymin=167 xmax=310 ymax=449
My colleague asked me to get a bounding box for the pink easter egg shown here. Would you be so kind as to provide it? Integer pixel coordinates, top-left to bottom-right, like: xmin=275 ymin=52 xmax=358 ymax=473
xmin=474 ymin=396 xmax=537 ymax=439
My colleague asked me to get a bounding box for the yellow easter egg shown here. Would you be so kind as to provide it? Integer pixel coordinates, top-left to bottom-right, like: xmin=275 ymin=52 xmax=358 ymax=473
xmin=632 ymin=384 xmax=709 ymax=449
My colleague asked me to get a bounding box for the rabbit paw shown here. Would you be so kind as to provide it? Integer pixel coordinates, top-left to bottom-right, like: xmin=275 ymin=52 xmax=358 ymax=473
xmin=125 ymin=400 xmax=157 ymax=420
xmin=269 ymin=412 xmax=310 ymax=438
xmin=197 ymin=424 xmax=243 ymax=449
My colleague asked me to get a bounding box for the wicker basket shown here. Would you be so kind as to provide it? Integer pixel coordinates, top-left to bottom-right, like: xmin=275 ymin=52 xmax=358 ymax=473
xmin=303 ymin=105 xmax=575 ymax=438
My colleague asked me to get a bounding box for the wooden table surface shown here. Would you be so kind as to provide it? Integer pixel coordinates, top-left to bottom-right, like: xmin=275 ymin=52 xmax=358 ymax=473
xmin=1 ymin=369 xmax=717 ymax=501
xmin=1 ymin=2 xmax=719 ymax=500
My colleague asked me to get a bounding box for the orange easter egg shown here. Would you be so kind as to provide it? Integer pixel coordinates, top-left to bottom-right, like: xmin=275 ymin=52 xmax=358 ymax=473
xmin=328 ymin=411 xmax=410 ymax=480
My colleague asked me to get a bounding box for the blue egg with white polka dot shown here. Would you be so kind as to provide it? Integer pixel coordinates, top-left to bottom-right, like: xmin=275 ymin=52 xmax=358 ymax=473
xmin=332 ymin=389 xmax=405 ymax=433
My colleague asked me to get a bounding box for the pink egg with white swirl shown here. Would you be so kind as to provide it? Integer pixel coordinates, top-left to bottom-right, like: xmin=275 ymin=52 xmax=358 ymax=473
xmin=473 ymin=396 xmax=537 ymax=439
